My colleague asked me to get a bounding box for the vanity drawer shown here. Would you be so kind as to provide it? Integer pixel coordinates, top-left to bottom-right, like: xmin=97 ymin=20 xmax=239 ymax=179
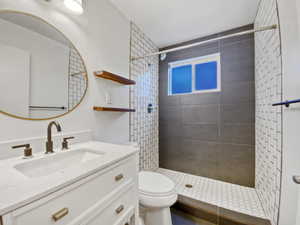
xmin=86 ymin=187 xmax=135 ymax=225
xmin=9 ymin=157 xmax=137 ymax=225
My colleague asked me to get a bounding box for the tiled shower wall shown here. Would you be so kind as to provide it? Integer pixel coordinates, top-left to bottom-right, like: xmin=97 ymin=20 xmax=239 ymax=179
xmin=255 ymin=0 xmax=282 ymax=224
xmin=129 ymin=23 xmax=159 ymax=171
xmin=159 ymin=25 xmax=255 ymax=187
xmin=68 ymin=47 xmax=86 ymax=109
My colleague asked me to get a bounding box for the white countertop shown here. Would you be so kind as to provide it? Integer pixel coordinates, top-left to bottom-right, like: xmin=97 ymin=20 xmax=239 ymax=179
xmin=0 ymin=141 xmax=138 ymax=215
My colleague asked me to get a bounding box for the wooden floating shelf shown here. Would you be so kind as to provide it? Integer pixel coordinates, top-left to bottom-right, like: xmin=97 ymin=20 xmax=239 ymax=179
xmin=94 ymin=70 xmax=136 ymax=85
xmin=93 ymin=107 xmax=136 ymax=112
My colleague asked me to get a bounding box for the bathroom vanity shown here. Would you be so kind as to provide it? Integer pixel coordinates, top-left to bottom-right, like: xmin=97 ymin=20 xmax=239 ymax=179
xmin=0 ymin=142 xmax=139 ymax=225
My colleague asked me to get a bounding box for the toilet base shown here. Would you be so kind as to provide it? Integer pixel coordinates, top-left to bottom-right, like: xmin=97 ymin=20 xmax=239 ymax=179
xmin=144 ymin=207 xmax=173 ymax=225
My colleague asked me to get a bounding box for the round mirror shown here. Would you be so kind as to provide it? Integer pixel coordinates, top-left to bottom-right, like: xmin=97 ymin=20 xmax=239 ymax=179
xmin=0 ymin=11 xmax=88 ymax=120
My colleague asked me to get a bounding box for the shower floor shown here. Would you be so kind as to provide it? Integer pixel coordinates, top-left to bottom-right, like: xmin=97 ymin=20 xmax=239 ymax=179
xmin=158 ymin=168 xmax=267 ymax=220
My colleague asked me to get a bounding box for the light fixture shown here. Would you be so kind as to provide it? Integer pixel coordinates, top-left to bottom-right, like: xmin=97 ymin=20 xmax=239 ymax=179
xmin=64 ymin=0 xmax=84 ymax=14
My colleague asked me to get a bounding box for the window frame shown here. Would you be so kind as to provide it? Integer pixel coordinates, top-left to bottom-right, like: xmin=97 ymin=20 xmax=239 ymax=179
xmin=168 ymin=53 xmax=221 ymax=96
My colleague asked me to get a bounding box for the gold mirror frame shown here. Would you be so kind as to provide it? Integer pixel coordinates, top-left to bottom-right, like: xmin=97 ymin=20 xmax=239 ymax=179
xmin=0 ymin=10 xmax=88 ymax=121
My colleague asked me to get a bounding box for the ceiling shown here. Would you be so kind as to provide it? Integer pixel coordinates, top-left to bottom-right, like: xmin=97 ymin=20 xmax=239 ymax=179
xmin=0 ymin=13 xmax=70 ymax=46
xmin=110 ymin=0 xmax=260 ymax=48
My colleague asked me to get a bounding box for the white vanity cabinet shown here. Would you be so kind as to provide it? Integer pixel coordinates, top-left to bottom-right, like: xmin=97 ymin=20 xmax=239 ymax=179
xmin=1 ymin=154 xmax=139 ymax=225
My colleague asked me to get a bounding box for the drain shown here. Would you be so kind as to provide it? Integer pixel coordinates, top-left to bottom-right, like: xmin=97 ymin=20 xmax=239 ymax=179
xmin=185 ymin=184 xmax=193 ymax=188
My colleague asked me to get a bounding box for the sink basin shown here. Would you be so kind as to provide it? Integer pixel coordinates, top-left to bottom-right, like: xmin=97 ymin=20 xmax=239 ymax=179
xmin=14 ymin=149 xmax=104 ymax=178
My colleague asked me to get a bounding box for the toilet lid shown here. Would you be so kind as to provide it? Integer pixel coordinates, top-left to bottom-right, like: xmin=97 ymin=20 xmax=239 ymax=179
xmin=139 ymin=171 xmax=175 ymax=196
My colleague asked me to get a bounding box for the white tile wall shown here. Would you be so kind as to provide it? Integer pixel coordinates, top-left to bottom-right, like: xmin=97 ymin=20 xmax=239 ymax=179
xmin=255 ymin=0 xmax=283 ymax=224
xmin=129 ymin=23 xmax=159 ymax=171
xmin=159 ymin=168 xmax=267 ymax=219
xmin=68 ymin=47 xmax=87 ymax=110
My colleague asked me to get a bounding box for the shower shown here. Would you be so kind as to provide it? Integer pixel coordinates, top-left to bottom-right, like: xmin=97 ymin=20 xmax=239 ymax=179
xmin=129 ymin=0 xmax=283 ymax=224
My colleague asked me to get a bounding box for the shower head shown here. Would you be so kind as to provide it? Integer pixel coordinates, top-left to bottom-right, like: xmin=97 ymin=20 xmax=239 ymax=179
xmin=160 ymin=53 xmax=167 ymax=61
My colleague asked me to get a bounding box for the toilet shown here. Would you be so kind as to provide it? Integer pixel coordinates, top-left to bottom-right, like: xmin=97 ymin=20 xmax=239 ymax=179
xmin=138 ymin=171 xmax=178 ymax=225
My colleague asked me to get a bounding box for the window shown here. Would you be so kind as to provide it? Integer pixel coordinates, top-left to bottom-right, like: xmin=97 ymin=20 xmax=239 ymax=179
xmin=168 ymin=53 xmax=221 ymax=95
xmin=171 ymin=65 xmax=192 ymax=94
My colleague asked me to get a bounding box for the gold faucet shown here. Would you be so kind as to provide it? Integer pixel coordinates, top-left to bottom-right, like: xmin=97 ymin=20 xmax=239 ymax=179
xmin=45 ymin=121 xmax=62 ymax=154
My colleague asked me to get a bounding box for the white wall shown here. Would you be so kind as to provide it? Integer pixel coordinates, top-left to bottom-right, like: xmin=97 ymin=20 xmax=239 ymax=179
xmin=0 ymin=0 xmax=131 ymax=158
xmin=277 ymin=0 xmax=300 ymax=224
xmin=88 ymin=0 xmax=131 ymax=143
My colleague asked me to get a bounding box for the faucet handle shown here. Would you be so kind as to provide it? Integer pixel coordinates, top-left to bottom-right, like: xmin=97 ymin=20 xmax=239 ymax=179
xmin=12 ymin=144 xmax=33 ymax=159
xmin=63 ymin=137 xmax=75 ymax=141
xmin=62 ymin=137 xmax=75 ymax=150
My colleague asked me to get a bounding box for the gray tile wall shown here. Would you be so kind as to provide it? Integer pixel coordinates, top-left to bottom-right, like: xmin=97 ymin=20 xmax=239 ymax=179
xmin=159 ymin=25 xmax=255 ymax=187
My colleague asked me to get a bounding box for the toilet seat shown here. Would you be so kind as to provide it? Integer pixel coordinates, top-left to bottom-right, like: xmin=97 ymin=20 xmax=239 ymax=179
xmin=139 ymin=171 xmax=177 ymax=208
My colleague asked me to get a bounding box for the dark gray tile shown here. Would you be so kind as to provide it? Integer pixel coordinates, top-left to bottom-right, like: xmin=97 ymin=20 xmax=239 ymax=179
xmin=220 ymin=39 xmax=254 ymax=85
xmin=217 ymin=143 xmax=255 ymax=187
xmin=250 ymin=81 xmax=255 ymax=102
xmin=160 ymin=93 xmax=181 ymax=106
xmin=159 ymin=79 xmax=169 ymax=95
xmin=161 ymin=140 xmax=220 ymax=178
xmin=221 ymin=81 xmax=252 ymax=104
xmin=160 ymin=122 xmax=183 ymax=138
xmin=221 ymin=58 xmax=254 ymax=83
xmin=181 ymin=140 xmax=219 ymax=179
xmin=160 ymin=106 xmax=182 ymax=123
xmin=220 ymin=33 xmax=254 ymax=46
xmin=220 ymin=123 xmax=253 ymax=145
xmin=181 ymin=93 xmax=221 ymax=105
xmin=159 ymin=64 xmax=169 ymax=83
xmin=219 ymin=24 xmax=254 ymax=45
xmin=161 ymin=33 xmax=219 ymax=51
xmin=250 ymin=102 xmax=255 ymax=122
xmin=182 ymin=124 xmax=219 ymax=141
xmin=221 ymin=39 xmax=254 ymax=63
xmin=160 ymin=138 xmax=183 ymax=169
xmin=166 ymin=46 xmax=219 ymax=63
xmin=251 ymin=124 xmax=256 ymax=146
xmin=182 ymin=105 xmax=219 ymax=124
xmin=249 ymin=146 xmax=255 ymax=186
xmin=221 ymin=103 xmax=253 ymax=123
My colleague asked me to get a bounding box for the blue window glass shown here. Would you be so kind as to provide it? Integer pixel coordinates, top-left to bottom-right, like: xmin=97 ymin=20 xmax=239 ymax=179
xmin=171 ymin=65 xmax=192 ymax=94
xmin=195 ymin=61 xmax=217 ymax=91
